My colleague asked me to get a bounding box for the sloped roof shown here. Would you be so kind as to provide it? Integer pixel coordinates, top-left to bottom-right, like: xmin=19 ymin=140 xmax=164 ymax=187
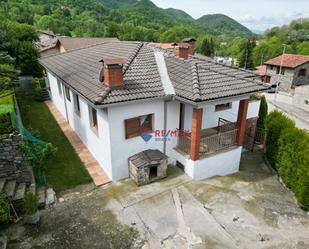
xmin=39 ymin=41 xmax=267 ymax=106
xmin=264 ymin=54 xmax=309 ymax=68
xmin=58 ymin=37 xmax=119 ymax=52
xmin=256 ymin=65 xmax=267 ymax=76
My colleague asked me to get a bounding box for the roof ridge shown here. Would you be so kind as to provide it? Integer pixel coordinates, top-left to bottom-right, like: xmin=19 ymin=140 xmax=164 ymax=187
xmin=123 ymin=42 xmax=144 ymax=73
xmin=191 ymin=62 xmax=201 ymax=101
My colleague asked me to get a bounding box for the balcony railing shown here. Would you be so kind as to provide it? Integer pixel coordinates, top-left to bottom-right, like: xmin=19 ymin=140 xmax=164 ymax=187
xmin=176 ymin=127 xmax=238 ymax=158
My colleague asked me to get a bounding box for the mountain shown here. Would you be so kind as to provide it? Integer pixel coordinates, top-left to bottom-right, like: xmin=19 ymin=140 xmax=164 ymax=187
xmin=164 ymin=8 xmax=193 ymax=20
xmin=98 ymin=0 xmax=139 ymax=8
xmin=196 ymin=14 xmax=253 ymax=38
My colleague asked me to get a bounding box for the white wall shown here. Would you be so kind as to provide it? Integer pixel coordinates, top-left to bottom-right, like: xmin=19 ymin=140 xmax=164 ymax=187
xmin=171 ymin=147 xmax=242 ymax=180
xmin=183 ymin=100 xmax=260 ymax=130
xmin=47 ymin=72 xmax=113 ymax=179
xmin=108 ymin=99 xmax=166 ymax=181
xmin=48 ymin=72 xmax=66 ymax=118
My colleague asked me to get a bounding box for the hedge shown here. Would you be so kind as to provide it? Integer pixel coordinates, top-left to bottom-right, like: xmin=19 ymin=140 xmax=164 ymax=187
xmin=265 ymin=111 xmax=309 ymax=210
xmin=265 ymin=111 xmax=295 ymax=168
xmin=277 ymin=127 xmax=309 ymax=209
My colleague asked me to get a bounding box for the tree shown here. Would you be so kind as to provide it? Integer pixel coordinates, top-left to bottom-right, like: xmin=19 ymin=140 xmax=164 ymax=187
xmin=239 ymin=38 xmax=256 ymax=69
xmin=0 ymin=21 xmax=41 ymax=76
xmin=0 ymin=52 xmax=17 ymax=94
xmin=159 ymin=26 xmax=197 ymax=43
xmin=256 ymin=96 xmax=268 ymax=130
xmin=197 ymin=36 xmax=215 ymax=57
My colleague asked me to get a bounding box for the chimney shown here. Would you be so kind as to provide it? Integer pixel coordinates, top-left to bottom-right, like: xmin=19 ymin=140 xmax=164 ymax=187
xmin=181 ymin=38 xmax=196 ymax=55
xmin=174 ymin=43 xmax=190 ymax=59
xmin=100 ymin=58 xmax=125 ymax=88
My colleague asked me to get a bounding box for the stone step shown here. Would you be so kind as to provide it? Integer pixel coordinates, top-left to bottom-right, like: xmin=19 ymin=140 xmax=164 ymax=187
xmin=13 ymin=183 xmax=26 ymax=201
xmin=37 ymin=186 xmax=46 ymax=208
xmin=0 ymin=178 xmax=6 ymax=192
xmin=45 ymin=188 xmax=56 ymax=206
xmin=4 ymin=180 xmax=16 ymax=198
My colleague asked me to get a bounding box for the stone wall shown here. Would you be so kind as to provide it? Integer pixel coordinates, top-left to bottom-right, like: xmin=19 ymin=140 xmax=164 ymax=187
xmin=0 ymin=133 xmax=32 ymax=184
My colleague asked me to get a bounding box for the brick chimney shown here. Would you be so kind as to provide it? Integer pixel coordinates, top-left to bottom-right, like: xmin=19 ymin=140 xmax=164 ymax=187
xmin=181 ymin=38 xmax=196 ymax=55
xmin=174 ymin=43 xmax=190 ymax=59
xmin=100 ymin=58 xmax=125 ymax=88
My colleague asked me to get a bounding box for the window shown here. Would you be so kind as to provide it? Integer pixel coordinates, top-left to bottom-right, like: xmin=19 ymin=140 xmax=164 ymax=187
xmin=215 ymin=103 xmax=232 ymax=112
xmin=89 ymin=106 xmax=98 ymax=133
xmin=276 ymin=67 xmax=285 ymax=75
xmin=73 ymin=93 xmax=80 ymax=115
xmin=298 ymin=69 xmax=307 ymax=77
xmin=65 ymin=86 xmax=71 ymax=101
xmin=57 ymin=80 xmax=62 ymax=96
xmin=125 ymin=114 xmax=153 ymax=139
xmin=265 ymin=76 xmax=271 ymax=83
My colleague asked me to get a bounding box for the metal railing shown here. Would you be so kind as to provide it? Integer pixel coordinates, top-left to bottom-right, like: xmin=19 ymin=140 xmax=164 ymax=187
xmin=176 ymin=128 xmax=238 ymax=157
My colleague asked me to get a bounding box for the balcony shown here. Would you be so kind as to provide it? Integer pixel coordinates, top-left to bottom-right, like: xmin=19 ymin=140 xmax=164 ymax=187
xmin=176 ymin=119 xmax=238 ymax=158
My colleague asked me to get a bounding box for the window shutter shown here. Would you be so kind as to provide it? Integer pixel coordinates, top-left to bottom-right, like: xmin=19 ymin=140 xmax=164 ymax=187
xmin=125 ymin=117 xmax=140 ymax=139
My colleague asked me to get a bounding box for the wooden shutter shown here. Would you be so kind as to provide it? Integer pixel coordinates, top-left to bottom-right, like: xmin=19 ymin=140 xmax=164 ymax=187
xmin=125 ymin=117 xmax=140 ymax=139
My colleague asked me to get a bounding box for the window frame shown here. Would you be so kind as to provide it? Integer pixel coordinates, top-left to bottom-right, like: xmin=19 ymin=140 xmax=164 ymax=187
xmin=57 ymin=80 xmax=62 ymax=96
xmin=125 ymin=114 xmax=153 ymax=139
xmin=65 ymin=86 xmax=71 ymax=102
xmin=89 ymin=106 xmax=98 ymax=134
xmin=73 ymin=93 xmax=81 ymax=116
xmin=215 ymin=103 xmax=232 ymax=112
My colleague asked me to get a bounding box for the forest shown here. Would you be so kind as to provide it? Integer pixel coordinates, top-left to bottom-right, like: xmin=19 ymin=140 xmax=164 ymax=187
xmin=0 ymin=0 xmax=308 ymax=85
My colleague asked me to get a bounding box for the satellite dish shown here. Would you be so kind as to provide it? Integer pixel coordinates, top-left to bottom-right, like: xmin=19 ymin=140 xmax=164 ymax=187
xmin=99 ymin=67 xmax=104 ymax=82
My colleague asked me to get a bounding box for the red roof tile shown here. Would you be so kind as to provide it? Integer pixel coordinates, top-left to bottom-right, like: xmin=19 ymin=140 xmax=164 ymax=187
xmin=58 ymin=37 xmax=119 ymax=51
xmin=256 ymin=65 xmax=267 ymax=76
xmin=264 ymin=54 xmax=309 ymax=68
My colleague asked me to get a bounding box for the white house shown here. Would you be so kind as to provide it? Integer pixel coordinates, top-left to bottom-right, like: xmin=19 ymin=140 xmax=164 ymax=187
xmin=40 ymin=41 xmax=267 ymax=182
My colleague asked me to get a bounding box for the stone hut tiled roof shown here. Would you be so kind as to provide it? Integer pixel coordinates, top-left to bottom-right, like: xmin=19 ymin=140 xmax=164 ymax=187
xmin=39 ymin=41 xmax=268 ymax=106
xmin=264 ymin=54 xmax=309 ymax=69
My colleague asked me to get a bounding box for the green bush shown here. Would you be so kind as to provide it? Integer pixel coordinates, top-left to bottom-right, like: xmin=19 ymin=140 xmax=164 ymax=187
xmin=32 ymin=78 xmax=44 ymax=102
xmin=277 ymin=127 xmax=309 ymax=209
xmin=265 ymin=111 xmax=295 ymax=168
xmin=24 ymin=192 xmax=38 ymax=215
xmin=0 ymin=193 xmax=11 ymax=224
xmin=256 ymin=96 xmax=268 ymax=130
xmin=0 ymin=113 xmax=13 ymax=135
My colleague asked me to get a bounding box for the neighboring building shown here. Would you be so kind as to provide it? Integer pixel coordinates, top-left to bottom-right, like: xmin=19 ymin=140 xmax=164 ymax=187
xmin=264 ymin=54 xmax=309 ymax=92
xmin=38 ymin=35 xmax=119 ymax=57
xmin=37 ymin=30 xmax=59 ymax=57
xmin=255 ymin=65 xmax=267 ymax=82
xmin=39 ymin=42 xmax=267 ymax=182
xmin=293 ymin=85 xmax=309 ymax=111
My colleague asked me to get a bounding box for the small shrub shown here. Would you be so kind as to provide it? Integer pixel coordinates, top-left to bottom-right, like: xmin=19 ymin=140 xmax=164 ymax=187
xmin=256 ymin=96 xmax=268 ymax=130
xmin=0 ymin=113 xmax=13 ymax=135
xmin=265 ymin=111 xmax=295 ymax=168
xmin=32 ymin=78 xmax=44 ymax=102
xmin=0 ymin=193 xmax=11 ymax=224
xmin=24 ymin=192 xmax=38 ymax=215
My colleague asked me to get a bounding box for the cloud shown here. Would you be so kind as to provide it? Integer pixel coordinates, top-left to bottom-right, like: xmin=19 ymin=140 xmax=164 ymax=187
xmin=233 ymin=12 xmax=309 ymax=31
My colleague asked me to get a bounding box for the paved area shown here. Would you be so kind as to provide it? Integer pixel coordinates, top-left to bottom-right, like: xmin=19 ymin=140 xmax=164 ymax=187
xmin=264 ymin=93 xmax=309 ymax=130
xmin=45 ymin=101 xmax=111 ymax=186
xmin=5 ymin=152 xmax=309 ymax=249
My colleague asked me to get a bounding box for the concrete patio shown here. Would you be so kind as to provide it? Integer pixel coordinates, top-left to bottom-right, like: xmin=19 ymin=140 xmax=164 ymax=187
xmin=5 ymin=151 xmax=309 ymax=249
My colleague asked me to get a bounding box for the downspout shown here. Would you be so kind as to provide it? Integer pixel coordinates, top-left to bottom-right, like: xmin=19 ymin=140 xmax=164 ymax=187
xmin=163 ymin=99 xmax=168 ymax=154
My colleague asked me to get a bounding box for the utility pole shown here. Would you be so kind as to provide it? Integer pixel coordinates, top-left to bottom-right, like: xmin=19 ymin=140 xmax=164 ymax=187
xmin=275 ymin=44 xmax=286 ymax=102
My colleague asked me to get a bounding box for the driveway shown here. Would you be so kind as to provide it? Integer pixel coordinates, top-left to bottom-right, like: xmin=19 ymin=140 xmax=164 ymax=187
xmin=5 ymin=152 xmax=309 ymax=249
xmin=264 ymin=93 xmax=309 ymax=130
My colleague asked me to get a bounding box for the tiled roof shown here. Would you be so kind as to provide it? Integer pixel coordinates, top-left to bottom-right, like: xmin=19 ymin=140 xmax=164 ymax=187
xmin=165 ymin=53 xmax=266 ymax=102
xmin=256 ymin=65 xmax=267 ymax=76
xmin=40 ymin=41 xmax=268 ymax=106
xmin=148 ymin=42 xmax=178 ymax=50
xmin=40 ymin=42 xmax=165 ymax=105
xmin=58 ymin=37 xmax=119 ymax=52
xmin=264 ymin=54 xmax=309 ymax=68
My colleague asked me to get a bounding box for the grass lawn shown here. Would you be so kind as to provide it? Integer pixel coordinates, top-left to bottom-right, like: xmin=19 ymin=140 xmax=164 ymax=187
xmin=18 ymin=97 xmax=92 ymax=193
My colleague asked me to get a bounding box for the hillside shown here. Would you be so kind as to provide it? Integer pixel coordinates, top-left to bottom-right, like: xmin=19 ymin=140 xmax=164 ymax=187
xmin=196 ymin=14 xmax=253 ymax=38
xmin=0 ymin=0 xmax=253 ymax=40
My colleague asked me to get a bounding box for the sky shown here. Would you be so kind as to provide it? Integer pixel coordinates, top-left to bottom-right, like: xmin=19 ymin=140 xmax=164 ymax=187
xmin=151 ymin=0 xmax=309 ymax=32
